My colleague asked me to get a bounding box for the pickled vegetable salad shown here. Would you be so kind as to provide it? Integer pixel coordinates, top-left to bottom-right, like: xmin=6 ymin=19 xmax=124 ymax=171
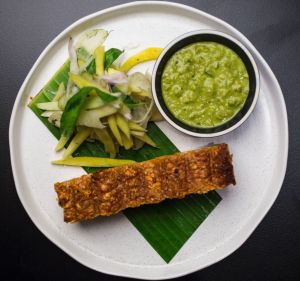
xmin=36 ymin=29 xmax=163 ymax=166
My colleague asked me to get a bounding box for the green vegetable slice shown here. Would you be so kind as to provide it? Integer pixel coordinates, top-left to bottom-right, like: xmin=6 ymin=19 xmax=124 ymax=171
xmin=86 ymin=59 xmax=96 ymax=74
xmin=104 ymin=48 xmax=123 ymax=69
xmin=60 ymin=86 xmax=117 ymax=138
xmin=37 ymin=101 xmax=60 ymax=111
xmin=28 ymin=60 xmax=222 ymax=263
xmin=59 ymin=87 xmax=91 ymax=137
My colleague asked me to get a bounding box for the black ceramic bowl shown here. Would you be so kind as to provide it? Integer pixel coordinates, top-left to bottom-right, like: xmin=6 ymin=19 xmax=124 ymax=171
xmin=152 ymin=30 xmax=259 ymax=137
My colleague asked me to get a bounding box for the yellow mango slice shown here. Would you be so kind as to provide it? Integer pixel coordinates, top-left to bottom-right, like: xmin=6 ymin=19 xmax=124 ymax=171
xmin=119 ymin=47 xmax=163 ymax=72
xmin=94 ymin=46 xmax=105 ymax=75
xmin=63 ymin=127 xmax=91 ymax=159
xmin=116 ymin=114 xmax=130 ymax=139
xmin=108 ymin=114 xmax=123 ymax=146
xmin=94 ymin=128 xmax=116 ymax=158
xmin=52 ymin=157 xmax=135 ymax=167
xmin=132 ymin=132 xmax=157 ymax=147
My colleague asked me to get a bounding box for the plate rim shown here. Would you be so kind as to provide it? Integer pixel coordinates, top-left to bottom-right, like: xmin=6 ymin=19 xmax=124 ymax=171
xmin=9 ymin=1 xmax=289 ymax=279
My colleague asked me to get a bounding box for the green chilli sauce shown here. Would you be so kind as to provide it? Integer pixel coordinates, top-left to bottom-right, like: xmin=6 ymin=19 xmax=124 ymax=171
xmin=161 ymin=42 xmax=249 ymax=128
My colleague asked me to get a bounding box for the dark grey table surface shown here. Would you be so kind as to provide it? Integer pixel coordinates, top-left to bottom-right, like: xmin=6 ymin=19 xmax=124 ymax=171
xmin=1 ymin=1 xmax=300 ymax=280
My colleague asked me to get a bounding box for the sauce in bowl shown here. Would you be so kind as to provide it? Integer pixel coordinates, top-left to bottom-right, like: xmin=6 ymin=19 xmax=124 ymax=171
xmin=161 ymin=42 xmax=249 ymax=128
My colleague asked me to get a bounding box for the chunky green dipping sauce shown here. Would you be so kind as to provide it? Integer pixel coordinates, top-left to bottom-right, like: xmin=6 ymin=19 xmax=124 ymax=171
xmin=162 ymin=42 xmax=249 ymax=128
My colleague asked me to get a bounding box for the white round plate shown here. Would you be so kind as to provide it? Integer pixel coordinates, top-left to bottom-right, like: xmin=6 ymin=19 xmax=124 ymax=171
xmin=9 ymin=1 xmax=288 ymax=279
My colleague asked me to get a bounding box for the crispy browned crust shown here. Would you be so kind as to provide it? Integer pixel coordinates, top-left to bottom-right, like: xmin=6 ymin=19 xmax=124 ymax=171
xmin=55 ymin=143 xmax=235 ymax=223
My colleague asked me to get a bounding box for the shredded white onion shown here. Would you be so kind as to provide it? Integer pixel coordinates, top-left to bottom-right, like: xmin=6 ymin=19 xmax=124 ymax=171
xmin=68 ymin=37 xmax=79 ymax=74
xmin=133 ymin=99 xmax=154 ymax=124
xmin=123 ymin=112 xmax=132 ymax=120
xmin=145 ymin=68 xmax=152 ymax=82
xmin=101 ymin=71 xmax=128 ymax=84
xmin=108 ymin=91 xmax=122 ymax=97
xmin=122 ymin=43 xmax=140 ymax=50
xmin=71 ymin=86 xmax=78 ymax=95
xmin=111 ymin=102 xmax=121 ymax=109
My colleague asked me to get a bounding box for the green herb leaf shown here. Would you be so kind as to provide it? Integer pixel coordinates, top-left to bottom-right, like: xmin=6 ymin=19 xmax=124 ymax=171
xmin=95 ymin=88 xmax=117 ymax=103
xmin=123 ymin=95 xmax=142 ymax=109
xmin=60 ymin=87 xmax=117 ymax=137
xmin=104 ymin=48 xmax=123 ymax=69
xmin=86 ymin=59 xmax=96 ymax=74
xmin=60 ymin=87 xmax=91 ymax=137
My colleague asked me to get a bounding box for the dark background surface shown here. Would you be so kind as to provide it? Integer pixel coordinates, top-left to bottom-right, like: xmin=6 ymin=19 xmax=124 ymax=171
xmin=1 ymin=0 xmax=300 ymax=280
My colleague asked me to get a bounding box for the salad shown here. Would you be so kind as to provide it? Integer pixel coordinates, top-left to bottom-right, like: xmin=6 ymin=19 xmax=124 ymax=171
xmin=36 ymin=29 xmax=163 ymax=166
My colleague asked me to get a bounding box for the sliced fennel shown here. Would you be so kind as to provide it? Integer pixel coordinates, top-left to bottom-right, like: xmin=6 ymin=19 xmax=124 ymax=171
xmin=128 ymin=72 xmax=151 ymax=98
xmin=37 ymin=101 xmax=60 ymax=111
xmin=53 ymin=82 xmax=65 ymax=101
xmin=76 ymin=47 xmax=91 ymax=62
xmin=48 ymin=111 xmax=62 ymax=128
xmin=75 ymin=29 xmax=108 ymax=54
xmin=77 ymin=105 xmax=117 ymax=128
xmin=68 ymin=37 xmax=79 ymax=74
xmin=41 ymin=110 xmax=59 ymax=118
xmin=132 ymin=98 xmax=154 ymax=124
xmin=82 ymin=96 xmax=104 ymax=110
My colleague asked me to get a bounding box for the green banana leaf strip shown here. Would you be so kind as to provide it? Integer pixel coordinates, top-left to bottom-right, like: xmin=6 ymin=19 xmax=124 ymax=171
xmin=28 ymin=60 xmax=222 ymax=263
xmin=28 ymin=61 xmax=70 ymax=139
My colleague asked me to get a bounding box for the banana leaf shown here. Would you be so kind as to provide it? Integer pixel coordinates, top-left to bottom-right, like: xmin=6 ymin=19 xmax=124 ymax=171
xmin=28 ymin=60 xmax=221 ymax=263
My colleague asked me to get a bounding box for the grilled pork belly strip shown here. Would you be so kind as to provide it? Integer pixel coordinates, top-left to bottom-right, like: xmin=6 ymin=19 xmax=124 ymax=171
xmin=55 ymin=143 xmax=235 ymax=223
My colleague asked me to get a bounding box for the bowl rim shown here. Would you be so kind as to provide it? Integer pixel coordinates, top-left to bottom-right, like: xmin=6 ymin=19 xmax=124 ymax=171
xmin=152 ymin=29 xmax=260 ymax=137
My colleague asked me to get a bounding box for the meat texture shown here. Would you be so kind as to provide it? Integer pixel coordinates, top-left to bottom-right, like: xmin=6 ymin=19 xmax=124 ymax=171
xmin=55 ymin=143 xmax=235 ymax=222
